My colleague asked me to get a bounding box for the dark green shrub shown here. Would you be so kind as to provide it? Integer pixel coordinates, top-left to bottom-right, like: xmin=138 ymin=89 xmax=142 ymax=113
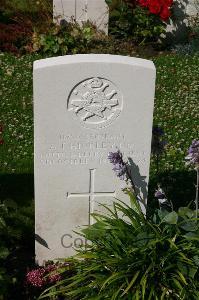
xmin=0 ymin=22 xmax=33 ymax=54
xmin=0 ymin=0 xmax=52 ymax=16
xmin=31 ymin=22 xmax=107 ymax=55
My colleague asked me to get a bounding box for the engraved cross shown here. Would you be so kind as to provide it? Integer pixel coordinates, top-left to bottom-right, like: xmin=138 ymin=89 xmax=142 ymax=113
xmin=66 ymin=169 xmax=116 ymax=225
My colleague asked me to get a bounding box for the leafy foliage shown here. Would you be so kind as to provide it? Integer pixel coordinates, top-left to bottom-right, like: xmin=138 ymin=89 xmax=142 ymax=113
xmin=31 ymin=22 xmax=106 ymax=56
xmin=39 ymin=194 xmax=199 ymax=299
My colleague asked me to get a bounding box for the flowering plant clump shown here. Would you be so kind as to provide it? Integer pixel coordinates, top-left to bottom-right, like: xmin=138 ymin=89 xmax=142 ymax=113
xmin=124 ymin=0 xmax=173 ymax=21
xmin=39 ymin=146 xmax=199 ymax=299
xmin=107 ymin=0 xmax=172 ymax=44
xmin=108 ymin=150 xmax=136 ymax=190
xmin=137 ymin=0 xmax=173 ymax=21
xmin=26 ymin=264 xmax=61 ymax=288
xmin=108 ymin=150 xmax=146 ymax=209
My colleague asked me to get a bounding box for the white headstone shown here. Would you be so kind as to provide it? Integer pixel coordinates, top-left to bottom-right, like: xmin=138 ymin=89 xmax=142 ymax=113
xmin=34 ymin=54 xmax=156 ymax=264
xmin=53 ymin=0 xmax=109 ymax=33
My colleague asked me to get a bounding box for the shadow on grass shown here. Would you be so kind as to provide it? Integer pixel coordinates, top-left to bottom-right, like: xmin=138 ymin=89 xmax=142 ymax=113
xmin=148 ymin=169 xmax=196 ymax=216
xmin=0 ymin=174 xmax=35 ymax=300
xmin=0 ymin=173 xmax=34 ymax=205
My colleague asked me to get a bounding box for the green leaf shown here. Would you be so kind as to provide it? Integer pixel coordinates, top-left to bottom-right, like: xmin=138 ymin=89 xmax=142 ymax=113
xmin=172 ymin=277 xmax=183 ymax=290
xmin=3 ymin=199 xmax=17 ymax=209
xmin=121 ymin=271 xmax=140 ymax=296
xmin=183 ymin=231 xmax=199 ymax=240
xmin=176 ymin=270 xmax=187 ymax=285
xmin=0 ymin=247 xmax=9 ymax=259
xmin=111 ymin=282 xmax=126 ymax=300
xmin=0 ymin=217 xmax=6 ymax=228
xmin=178 ymin=207 xmax=194 ymax=218
xmin=100 ymin=272 xmax=123 ymax=290
xmin=193 ymin=255 xmax=199 ymax=266
xmin=162 ymin=211 xmax=178 ymax=224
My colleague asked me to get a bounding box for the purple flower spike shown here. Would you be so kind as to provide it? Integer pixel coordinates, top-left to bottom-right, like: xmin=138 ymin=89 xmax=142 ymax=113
xmin=108 ymin=150 xmax=123 ymax=165
xmin=185 ymin=140 xmax=199 ymax=168
xmin=112 ymin=163 xmax=127 ymax=180
xmin=108 ymin=150 xmax=127 ymax=180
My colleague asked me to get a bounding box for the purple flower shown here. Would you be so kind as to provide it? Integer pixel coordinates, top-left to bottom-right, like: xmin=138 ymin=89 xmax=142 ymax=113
xmin=108 ymin=151 xmax=127 ymax=180
xmin=112 ymin=163 xmax=127 ymax=180
xmin=108 ymin=150 xmax=123 ymax=165
xmin=185 ymin=140 xmax=199 ymax=168
xmin=154 ymin=189 xmax=165 ymax=199
xmin=154 ymin=187 xmax=168 ymax=205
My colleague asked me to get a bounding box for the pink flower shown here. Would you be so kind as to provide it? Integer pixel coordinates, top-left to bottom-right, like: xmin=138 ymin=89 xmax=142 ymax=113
xmin=26 ymin=264 xmax=61 ymax=288
xmin=26 ymin=268 xmax=46 ymax=287
xmin=45 ymin=264 xmax=62 ymax=283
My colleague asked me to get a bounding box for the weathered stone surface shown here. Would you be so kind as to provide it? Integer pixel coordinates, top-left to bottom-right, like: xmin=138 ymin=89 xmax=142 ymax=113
xmin=34 ymin=54 xmax=156 ymax=264
xmin=53 ymin=0 xmax=109 ymax=33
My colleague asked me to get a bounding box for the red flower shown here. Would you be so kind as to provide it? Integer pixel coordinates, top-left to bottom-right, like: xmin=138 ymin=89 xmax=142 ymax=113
xmin=148 ymin=0 xmax=162 ymax=15
xmin=160 ymin=5 xmax=171 ymax=21
xmin=135 ymin=0 xmax=172 ymax=21
xmin=164 ymin=0 xmax=173 ymax=7
xmin=138 ymin=0 xmax=149 ymax=7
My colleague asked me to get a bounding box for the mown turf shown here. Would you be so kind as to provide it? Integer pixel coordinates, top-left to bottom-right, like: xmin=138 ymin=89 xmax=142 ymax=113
xmin=152 ymin=54 xmax=199 ymax=173
xmin=0 ymin=53 xmax=199 ymax=176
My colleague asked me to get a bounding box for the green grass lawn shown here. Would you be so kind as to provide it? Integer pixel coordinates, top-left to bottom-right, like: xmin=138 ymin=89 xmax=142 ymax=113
xmin=0 ymin=52 xmax=198 ymax=176
xmin=152 ymin=54 xmax=199 ymax=172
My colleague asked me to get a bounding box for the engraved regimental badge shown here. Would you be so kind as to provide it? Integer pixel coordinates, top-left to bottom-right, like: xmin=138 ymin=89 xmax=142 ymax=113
xmin=67 ymin=77 xmax=123 ymax=129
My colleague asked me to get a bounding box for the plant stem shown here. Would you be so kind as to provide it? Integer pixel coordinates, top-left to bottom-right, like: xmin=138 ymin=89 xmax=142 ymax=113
xmin=126 ymin=166 xmax=147 ymax=210
xmin=195 ymin=168 xmax=199 ymax=219
xmin=126 ymin=166 xmax=136 ymax=194
xmin=156 ymin=154 xmax=159 ymax=176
